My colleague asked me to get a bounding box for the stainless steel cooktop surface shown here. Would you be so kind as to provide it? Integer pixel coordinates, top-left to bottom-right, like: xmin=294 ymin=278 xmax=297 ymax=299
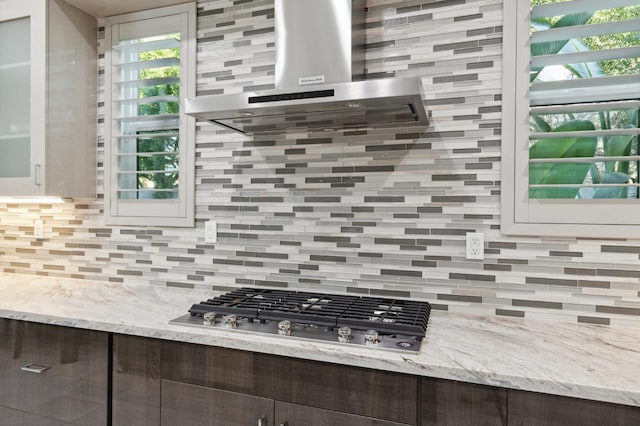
xmin=170 ymin=287 xmax=431 ymax=353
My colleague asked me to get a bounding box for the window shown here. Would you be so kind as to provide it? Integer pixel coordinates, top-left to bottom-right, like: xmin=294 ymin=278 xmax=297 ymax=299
xmin=104 ymin=3 xmax=195 ymax=227
xmin=502 ymin=0 xmax=640 ymax=238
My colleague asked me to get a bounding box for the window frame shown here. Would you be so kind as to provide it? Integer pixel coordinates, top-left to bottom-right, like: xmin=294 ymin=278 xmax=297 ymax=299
xmin=501 ymin=0 xmax=640 ymax=238
xmin=103 ymin=3 xmax=196 ymax=227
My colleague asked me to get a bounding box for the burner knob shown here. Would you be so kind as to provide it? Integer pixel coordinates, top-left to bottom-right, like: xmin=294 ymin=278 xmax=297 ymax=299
xmin=337 ymin=326 xmax=352 ymax=343
xmin=203 ymin=312 xmax=217 ymax=326
xmin=223 ymin=314 xmax=238 ymax=329
xmin=364 ymin=329 xmax=380 ymax=346
xmin=277 ymin=320 xmax=292 ymax=336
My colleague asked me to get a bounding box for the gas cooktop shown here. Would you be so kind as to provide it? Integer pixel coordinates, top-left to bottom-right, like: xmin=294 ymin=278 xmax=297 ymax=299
xmin=170 ymin=287 xmax=431 ymax=353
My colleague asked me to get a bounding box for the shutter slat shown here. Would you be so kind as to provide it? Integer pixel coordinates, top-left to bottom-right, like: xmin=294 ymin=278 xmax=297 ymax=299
xmin=531 ymin=19 xmax=640 ymax=44
xmin=531 ymin=129 xmax=640 ymax=139
xmin=531 ymin=0 xmax=638 ymax=19
xmin=117 ymin=170 xmax=178 ymax=175
xmin=117 ymin=151 xmax=179 ymax=157
xmin=118 ymin=188 xmax=178 ymax=196
xmin=529 ymin=183 xmax=639 ymax=189
xmin=116 ymin=131 xmax=179 ymax=139
xmin=116 ymin=122 xmax=178 ymax=133
xmin=531 ymin=74 xmax=638 ymax=92
xmin=531 ymin=76 xmax=640 ymax=105
xmin=115 ymin=95 xmax=179 ymax=104
xmin=115 ymin=57 xmax=179 ymax=72
xmin=530 ymin=100 xmax=640 ymax=114
xmin=116 ymin=114 xmax=179 ymax=122
xmin=114 ymin=76 xmax=179 ymax=88
xmin=114 ymin=38 xmax=179 ymax=53
xmin=529 ymin=155 xmax=640 ymax=164
xmin=117 ymin=152 xmax=179 ymax=157
xmin=118 ymin=188 xmax=177 ymax=192
xmin=531 ymin=46 xmax=640 ymax=68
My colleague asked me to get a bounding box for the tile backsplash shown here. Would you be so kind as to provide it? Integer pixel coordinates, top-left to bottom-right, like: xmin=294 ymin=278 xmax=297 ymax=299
xmin=1 ymin=0 xmax=639 ymax=328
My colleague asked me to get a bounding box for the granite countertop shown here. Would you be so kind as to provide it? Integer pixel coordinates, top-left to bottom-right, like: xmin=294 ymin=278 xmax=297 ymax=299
xmin=0 ymin=273 xmax=638 ymax=407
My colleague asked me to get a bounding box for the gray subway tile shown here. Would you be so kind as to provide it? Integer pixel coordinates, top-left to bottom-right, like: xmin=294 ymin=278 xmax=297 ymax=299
xmin=577 ymin=316 xmax=610 ymax=325
xmin=513 ymin=300 xmax=562 ymax=310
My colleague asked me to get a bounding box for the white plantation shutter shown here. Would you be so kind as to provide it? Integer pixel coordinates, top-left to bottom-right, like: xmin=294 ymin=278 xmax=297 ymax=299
xmin=104 ymin=4 xmax=195 ymax=227
xmin=502 ymin=0 xmax=640 ymax=237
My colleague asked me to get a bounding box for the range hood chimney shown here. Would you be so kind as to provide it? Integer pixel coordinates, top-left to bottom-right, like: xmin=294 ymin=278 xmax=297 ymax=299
xmin=185 ymin=0 xmax=429 ymax=134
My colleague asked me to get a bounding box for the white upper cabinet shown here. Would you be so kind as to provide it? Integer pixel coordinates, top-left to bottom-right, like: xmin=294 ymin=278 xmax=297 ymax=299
xmin=0 ymin=0 xmax=96 ymax=197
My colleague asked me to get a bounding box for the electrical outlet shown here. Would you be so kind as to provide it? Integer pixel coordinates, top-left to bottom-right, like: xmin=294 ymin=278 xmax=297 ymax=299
xmin=34 ymin=219 xmax=44 ymax=239
xmin=466 ymin=232 xmax=484 ymax=260
xmin=205 ymin=220 xmax=217 ymax=244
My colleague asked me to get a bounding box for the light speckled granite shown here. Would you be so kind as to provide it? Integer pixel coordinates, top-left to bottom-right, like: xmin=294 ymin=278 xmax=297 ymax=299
xmin=0 ymin=273 xmax=638 ymax=407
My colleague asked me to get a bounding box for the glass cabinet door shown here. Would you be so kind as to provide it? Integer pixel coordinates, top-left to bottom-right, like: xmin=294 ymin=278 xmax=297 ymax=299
xmin=0 ymin=1 xmax=45 ymax=195
xmin=0 ymin=16 xmax=31 ymax=178
xmin=0 ymin=0 xmax=95 ymax=198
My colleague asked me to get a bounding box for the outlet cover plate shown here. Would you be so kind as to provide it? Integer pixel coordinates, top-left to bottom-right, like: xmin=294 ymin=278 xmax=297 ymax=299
xmin=34 ymin=219 xmax=44 ymax=239
xmin=466 ymin=232 xmax=484 ymax=260
xmin=205 ymin=220 xmax=217 ymax=244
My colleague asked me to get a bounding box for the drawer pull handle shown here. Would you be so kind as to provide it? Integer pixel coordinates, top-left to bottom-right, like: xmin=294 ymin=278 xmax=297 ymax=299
xmin=257 ymin=417 xmax=266 ymax=426
xmin=21 ymin=363 xmax=51 ymax=374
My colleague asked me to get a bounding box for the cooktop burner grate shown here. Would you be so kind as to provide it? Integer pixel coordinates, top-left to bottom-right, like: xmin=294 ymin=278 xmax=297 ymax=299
xmin=188 ymin=287 xmax=431 ymax=338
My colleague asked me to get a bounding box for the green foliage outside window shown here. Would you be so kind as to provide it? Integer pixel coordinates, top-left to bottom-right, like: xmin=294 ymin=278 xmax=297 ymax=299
xmin=137 ymin=36 xmax=180 ymax=199
xmin=528 ymin=1 xmax=640 ymax=199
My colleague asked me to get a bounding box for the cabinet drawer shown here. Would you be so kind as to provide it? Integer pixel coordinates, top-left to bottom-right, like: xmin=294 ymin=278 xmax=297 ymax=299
xmin=161 ymin=380 xmax=274 ymax=426
xmin=275 ymin=401 xmax=412 ymax=426
xmin=0 ymin=319 xmax=108 ymax=425
xmin=0 ymin=404 xmax=68 ymax=426
xmin=508 ymin=389 xmax=640 ymax=426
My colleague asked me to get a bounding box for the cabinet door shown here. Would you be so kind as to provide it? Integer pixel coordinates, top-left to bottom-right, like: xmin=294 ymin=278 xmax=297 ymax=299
xmin=162 ymin=340 xmax=418 ymax=425
xmin=275 ymin=401 xmax=412 ymax=426
xmin=161 ymin=380 xmax=274 ymax=426
xmin=0 ymin=0 xmax=96 ymax=197
xmin=508 ymin=389 xmax=640 ymax=426
xmin=112 ymin=334 xmax=161 ymax=426
xmin=0 ymin=319 xmax=108 ymax=425
xmin=259 ymin=355 xmax=418 ymax=424
xmin=0 ymin=0 xmax=46 ymax=195
xmin=421 ymin=378 xmax=507 ymax=426
xmin=0 ymin=405 xmax=67 ymax=426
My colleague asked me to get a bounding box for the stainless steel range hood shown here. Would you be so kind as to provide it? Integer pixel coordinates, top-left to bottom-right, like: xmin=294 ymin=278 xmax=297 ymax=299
xmin=185 ymin=0 xmax=429 ymax=135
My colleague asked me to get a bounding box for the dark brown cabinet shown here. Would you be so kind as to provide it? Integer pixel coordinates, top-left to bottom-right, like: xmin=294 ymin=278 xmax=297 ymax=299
xmin=275 ymin=401 xmax=411 ymax=426
xmin=161 ymin=339 xmax=417 ymax=425
xmin=159 ymin=380 xmax=411 ymax=426
xmin=113 ymin=334 xmax=640 ymax=426
xmin=267 ymin=356 xmax=416 ymax=424
xmin=421 ymin=378 xmax=507 ymax=425
xmin=112 ymin=334 xmax=162 ymax=426
xmin=508 ymin=389 xmax=640 ymax=426
xmin=113 ymin=335 xmax=417 ymax=425
xmin=2 ymin=320 xmax=638 ymax=425
xmin=161 ymin=380 xmax=274 ymax=426
xmin=0 ymin=319 xmax=108 ymax=425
